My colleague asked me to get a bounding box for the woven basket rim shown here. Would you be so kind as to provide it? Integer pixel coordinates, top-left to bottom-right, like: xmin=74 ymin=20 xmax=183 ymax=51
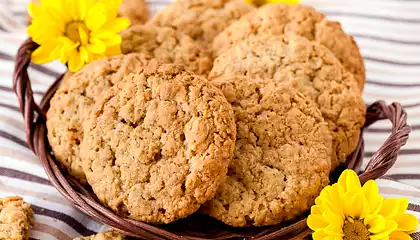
xmin=12 ymin=38 xmax=412 ymax=240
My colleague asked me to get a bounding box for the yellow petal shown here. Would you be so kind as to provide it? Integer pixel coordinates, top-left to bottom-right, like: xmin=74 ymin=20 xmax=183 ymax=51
xmin=77 ymin=0 xmax=95 ymax=20
xmin=363 ymin=180 xmax=383 ymax=214
xmin=37 ymin=0 xmax=66 ymax=32
xmin=268 ymin=0 xmax=299 ymax=4
xmin=105 ymin=44 xmax=121 ymax=56
xmin=366 ymin=215 xmax=387 ymax=234
xmin=395 ymin=213 xmax=419 ymax=232
xmin=390 ymin=231 xmax=413 ymax=240
xmin=59 ymin=39 xmax=79 ymax=64
xmin=338 ymin=169 xmax=361 ymax=193
xmin=91 ymin=52 xmax=106 ymax=62
xmin=381 ymin=199 xmax=401 ymax=219
xmin=103 ymin=35 xmax=122 ymax=47
xmin=27 ymin=2 xmax=43 ymax=19
xmin=396 ymin=198 xmax=409 ymax=215
xmin=79 ymin=46 xmax=89 ymax=63
xmin=308 ymin=214 xmax=328 ymax=230
xmin=50 ymin=44 xmax=64 ymax=60
xmin=101 ymin=17 xmax=131 ymax=33
xmin=99 ymin=0 xmax=122 ymax=19
xmin=343 ymin=192 xmax=368 ymax=219
xmin=311 ymin=206 xmax=324 ymax=215
xmin=91 ymin=30 xmax=115 ymax=39
xmin=65 ymin=0 xmax=79 ymax=20
xmin=315 ymin=184 xmax=345 ymax=218
xmin=27 ymin=24 xmax=55 ymax=44
xmin=53 ymin=0 xmax=72 ymax=23
xmin=68 ymin=50 xmax=84 ymax=72
xmin=370 ymin=220 xmax=399 ymax=240
xmin=313 ymin=230 xmax=328 ymax=240
xmin=31 ymin=42 xmax=58 ymax=64
xmin=86 ymin=3 xmax=107 ymax=31
xmin=87 ymin=38 xmax=106 ymax=54
xmin=79 ymin=26 xmax=89 ymax=45
xmin=324 ymin=217 xmax=344 ymax=237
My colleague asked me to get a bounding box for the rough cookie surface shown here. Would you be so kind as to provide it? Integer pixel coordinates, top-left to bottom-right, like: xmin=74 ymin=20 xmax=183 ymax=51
xmin=119 ymin=0 xmax=149 ymax=25
xmin=210 ymin=35 xmax=366 ymax=169
xmin=73 ymin=230 xmax=125 ymax=240
xmin=212 ymin=3 xmax=365 ymax=90
xmin=81 ymin=61 xmax=236 ymax=224
xmin=201 ymin=77 xmax=332 ymax=227
xmin=120 ymin=24 xmax=213 ymax=75
xmin=150 ymin=0 xmax=255 ymax=45
xmin=47 ymin=54 xmax=151 ymax=182
xmin=0 ymin=197 xmax=33 ymax=240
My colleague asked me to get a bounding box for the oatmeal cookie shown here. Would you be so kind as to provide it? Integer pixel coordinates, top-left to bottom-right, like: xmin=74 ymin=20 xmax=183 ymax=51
xmin=212 ymin=3 xmax=365 ymax=90
xmin=47 ymin=53 xmax=151 ymax=183
xmin=120 ymin=24 xmax=213 ymax=75
xmin=150 ymin=0 xmax=255 ymax=45
xmin=201 ymin=76 xmax=332 ymax=227
xmin=118 ymin=0 xmax=149 ymax=25
xmin=0 ymin=197 xmax=33 ymax=240
xmin=73 ymin=230 xmax=125 ymax=240
xmin=210 ymin=35 xmax=366 ymax=169
xmin=81 ymin=61 xmax=236 ymax=224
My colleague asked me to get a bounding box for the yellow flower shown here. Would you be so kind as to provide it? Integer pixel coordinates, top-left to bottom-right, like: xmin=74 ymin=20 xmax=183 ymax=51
xmin=245 ymin=0 xmax=299 ymax=7
xmin=27 ymin=0 xmax=130 ymax=72
xmin=308 ymin=170 xmax=418 ymax=240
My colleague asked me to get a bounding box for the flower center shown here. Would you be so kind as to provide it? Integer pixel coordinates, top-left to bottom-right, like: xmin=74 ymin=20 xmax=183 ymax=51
xmin=343 ymin=218 xmax=370 ymax=240
xmin=251 ymin=0 xmax=267 ymax=7
xmin=65 ymin=21 xmax=89 ymax=43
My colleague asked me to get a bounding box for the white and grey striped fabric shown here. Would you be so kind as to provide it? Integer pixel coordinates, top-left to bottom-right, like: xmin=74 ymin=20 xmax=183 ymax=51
xmin=0 ymin=0 xmax=419 ymax=239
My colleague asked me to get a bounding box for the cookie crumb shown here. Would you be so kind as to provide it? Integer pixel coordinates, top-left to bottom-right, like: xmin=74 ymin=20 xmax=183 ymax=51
xmin=0 ymin=196 xmax=33 ymax=240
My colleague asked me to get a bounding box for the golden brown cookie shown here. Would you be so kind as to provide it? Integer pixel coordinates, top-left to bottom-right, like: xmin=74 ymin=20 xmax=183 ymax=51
xmin=212 ymin=3 xmax=365 ymax=90
xmin=81 ymin=60 xmax=236 ymax=224
xmin=73 ymin=230 xmax=125 ymax=240
xmin=47 ymin=53 xmax=151 ymax=183
xmin=201 ymin=76 xmax=332 ymax=227
xmin=28 ymin=0 xmax=149 ymax=25
xmin=118 ymin=0 xmax=150 ymax=25
xmin=120 ymin=24 xmax=213 ymax=75
xmin=210 ymin=35 xmax=366 ymax=169
xmin=150 ymin=0 xmax=255 ymax=45
xmin=0 ymin=197 xmax=33 ymax=240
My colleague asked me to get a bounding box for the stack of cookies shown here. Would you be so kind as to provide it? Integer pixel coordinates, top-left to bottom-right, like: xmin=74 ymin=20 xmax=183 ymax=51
xmin=46 ymin=0 xmax=366 ymax=229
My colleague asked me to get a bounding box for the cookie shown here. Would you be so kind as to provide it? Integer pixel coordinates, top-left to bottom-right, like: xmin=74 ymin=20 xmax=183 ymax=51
xmin=73 ymin=230 xmax=125 ymax=240
xmin=210 ymin=34 xmax=366 ymax=169
xmin=28 ymin=0 xmax=149 ymax=25
xmin=81 ymin=61 xmax=236 ymax=224
xmin=118 ymin=0 xmax=149 ymax=25
xmin=0 ymin=197 xmax=33 ymax=240
xmin=150 ymin=0 xmax=255 ymax=45
xmin=212 ymin=3 xmax=365 ymax=90
xmin=47 ymin=53 xmax=151 ymax=183
xmin=201 ymin=76 xmax=332 ymax=227
xmin=120 ymin=24 xmax=213 ymax=75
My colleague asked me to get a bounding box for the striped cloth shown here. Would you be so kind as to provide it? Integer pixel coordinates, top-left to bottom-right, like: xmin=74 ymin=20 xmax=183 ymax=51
xmin=0 ymin=0 xmax=419 ymax=239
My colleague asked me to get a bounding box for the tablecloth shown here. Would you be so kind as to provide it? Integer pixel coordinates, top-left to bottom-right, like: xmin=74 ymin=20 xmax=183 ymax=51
xmin=0 ymin=0 xmax=419 ymax=239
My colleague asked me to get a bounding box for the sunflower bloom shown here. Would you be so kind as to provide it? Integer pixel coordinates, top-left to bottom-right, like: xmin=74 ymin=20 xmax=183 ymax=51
xmin=245 ymin=0 xmax=299 ymax=7
xmin=308 ymin=170 xmax=418 ymax=240
xmin=27 ymin=0 xmax=130 ymax=72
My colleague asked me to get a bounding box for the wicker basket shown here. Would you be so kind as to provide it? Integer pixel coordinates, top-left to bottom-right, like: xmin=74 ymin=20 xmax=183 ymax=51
xmin=13 ymin=39 xmax=412 ymax=240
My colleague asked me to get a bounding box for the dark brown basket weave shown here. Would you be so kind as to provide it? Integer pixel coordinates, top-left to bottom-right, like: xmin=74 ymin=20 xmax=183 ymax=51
xmin=13 ymin=39 xmax=412 ymax=240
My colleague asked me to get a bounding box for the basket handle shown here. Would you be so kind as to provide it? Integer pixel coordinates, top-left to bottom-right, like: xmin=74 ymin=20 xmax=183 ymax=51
xmin=13 ymin=38 xmax=64 ymax=151
xmin=358 ymin=101 xmax=411 ymax=183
